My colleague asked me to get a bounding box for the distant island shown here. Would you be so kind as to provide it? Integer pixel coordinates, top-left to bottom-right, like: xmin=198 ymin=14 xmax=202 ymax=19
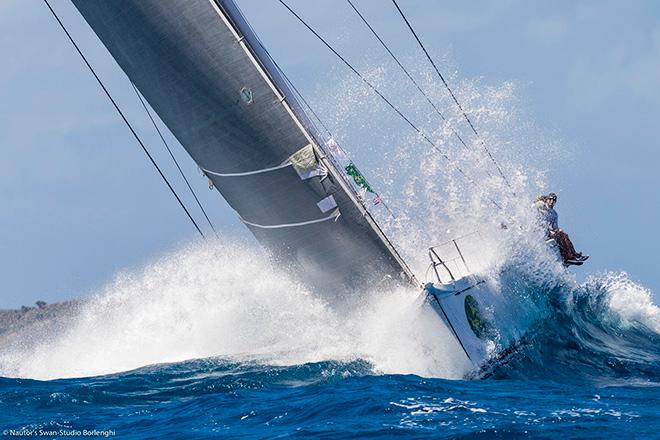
xmin=0 ymin=300 xmax=80 ymax=347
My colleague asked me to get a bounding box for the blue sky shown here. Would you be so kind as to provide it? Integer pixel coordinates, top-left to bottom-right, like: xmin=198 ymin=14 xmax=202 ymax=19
xmin=1 ymin=0 xmax=658 ymax=308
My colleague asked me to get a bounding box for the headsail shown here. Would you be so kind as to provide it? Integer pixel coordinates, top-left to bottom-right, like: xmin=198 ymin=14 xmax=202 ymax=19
xmin=70 ymin=0 xmax=417 ymax=292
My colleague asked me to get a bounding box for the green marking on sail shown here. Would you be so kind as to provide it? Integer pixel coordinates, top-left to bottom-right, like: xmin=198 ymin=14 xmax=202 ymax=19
xmin=344 ymin=163 xmax=374 ymax=193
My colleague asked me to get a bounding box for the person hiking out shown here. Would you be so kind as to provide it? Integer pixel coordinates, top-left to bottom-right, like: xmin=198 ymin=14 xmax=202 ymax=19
xmin=537 ymin=193 xmax=588 ymax=265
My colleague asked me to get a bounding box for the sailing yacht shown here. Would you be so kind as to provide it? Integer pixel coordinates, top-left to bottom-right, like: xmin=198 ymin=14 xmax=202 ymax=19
xmin=66 ymin=0 xmax=502 ymax=370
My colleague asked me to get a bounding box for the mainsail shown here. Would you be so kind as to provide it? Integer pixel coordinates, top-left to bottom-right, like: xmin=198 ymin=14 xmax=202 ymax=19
xmin=70 ymin=0 xmax=417 ymax=292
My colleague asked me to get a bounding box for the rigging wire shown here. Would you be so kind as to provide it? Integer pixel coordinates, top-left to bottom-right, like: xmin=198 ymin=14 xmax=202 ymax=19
xmin=277 ymin=0 xmax=502 ymax=209
xmin=390 ymin=0 xmax=512 ymax=190
xmin=130 ymin=82 xmax=219 ymax=238
xmin=233 ymin=7 xmax=416 ymax=280
xmin=276 ymin=66 xmax=333 ymax=138
xmin=231 ymin=10 xmax=378 ymax=204
xmin=229 ymin=1 xmax=393 ymax=215
xmin=254 ymin=38 xmax=399 ymax=218
xmin=43 ymin=0 xmax=207 ymax=240
xmin=345 ymin=0 xmax=472 ymax=153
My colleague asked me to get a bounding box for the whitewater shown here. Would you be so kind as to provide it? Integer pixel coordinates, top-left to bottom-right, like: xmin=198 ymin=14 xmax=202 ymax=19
xmin=2 ymin=60 xmax=659 ymax=438
xmin=1 ymin=236 xmax=658 ymax=437
xmin=0 ymin=240 xmax=470 ymax=380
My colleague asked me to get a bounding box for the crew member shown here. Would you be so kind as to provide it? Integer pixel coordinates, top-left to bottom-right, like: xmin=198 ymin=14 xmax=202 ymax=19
xmin=537 ymin=193 xmax=588 ymax=264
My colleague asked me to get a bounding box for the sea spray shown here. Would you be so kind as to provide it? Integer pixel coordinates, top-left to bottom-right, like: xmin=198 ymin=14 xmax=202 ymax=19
xmin=4 ymin=236 xmax=656 ymax=383
xmin=599 ymin=272 xmax=660 ymax=334
xmin=0 ymin=240 xmax=469 ymax=380
xmin=484 ymin=269 xmax=660 ymax=382
xmin=2 ymin=54 xmax=657 ymax=386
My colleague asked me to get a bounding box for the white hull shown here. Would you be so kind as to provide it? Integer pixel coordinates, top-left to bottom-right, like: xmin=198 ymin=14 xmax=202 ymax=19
xmin=423 ymin=276 xmax=499 ymax=369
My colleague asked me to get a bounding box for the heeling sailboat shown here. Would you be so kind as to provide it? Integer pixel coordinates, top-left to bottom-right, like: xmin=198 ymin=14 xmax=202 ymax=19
xmin=69 ymin=0 xmax=417 ymax=294
xmin=65 ymin=0 xmax=506 ymax=370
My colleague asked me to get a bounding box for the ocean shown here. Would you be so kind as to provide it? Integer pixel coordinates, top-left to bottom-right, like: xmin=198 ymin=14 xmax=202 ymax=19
xmin=1 ymin=243 xmax=658 ymax=439
xmin=3 ymin=358 xmax=658 ymax=439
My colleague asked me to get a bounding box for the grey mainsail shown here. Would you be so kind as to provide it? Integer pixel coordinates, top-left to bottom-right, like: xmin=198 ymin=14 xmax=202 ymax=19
xmin=70 ymin=0 xmax=417 ymax=292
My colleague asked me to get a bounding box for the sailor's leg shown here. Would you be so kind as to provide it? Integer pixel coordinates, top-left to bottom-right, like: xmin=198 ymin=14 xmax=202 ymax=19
xmin=557 ymin=231 xmax=578 ymax=260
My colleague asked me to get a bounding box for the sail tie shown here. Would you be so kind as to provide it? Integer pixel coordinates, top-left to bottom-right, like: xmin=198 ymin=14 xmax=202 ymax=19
xmin=239 ymin=209 xmax=341 ymax=229
xmin=202 ymin=161 xmax=292 ymax=178
xmin=202 ymin=144 xmax=325 ymax=180
xmin=277 ymin=0 xmax=503 ymax=211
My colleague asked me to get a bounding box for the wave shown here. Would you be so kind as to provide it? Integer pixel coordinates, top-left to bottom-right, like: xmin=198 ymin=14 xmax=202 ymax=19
xmin=482 ymin=268 xmax=660 ymax=383
xmin=2 ymin=55 xmax=657 ymax=386
xmin=1 ymin=237 xmax=657 ymax=385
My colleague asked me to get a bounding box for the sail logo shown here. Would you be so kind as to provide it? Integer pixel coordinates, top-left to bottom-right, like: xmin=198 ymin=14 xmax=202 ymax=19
xmin=240 ymin=86 xmax=254 ymax=104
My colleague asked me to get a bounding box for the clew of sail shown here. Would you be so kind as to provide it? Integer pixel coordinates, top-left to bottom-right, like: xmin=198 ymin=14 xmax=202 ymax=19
xmin=70 ymin=0 xmax=417 ymax=293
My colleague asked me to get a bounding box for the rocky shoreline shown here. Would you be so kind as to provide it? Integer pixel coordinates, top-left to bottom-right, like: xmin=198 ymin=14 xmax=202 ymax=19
xmin=0 ymin=300 xmax=81 ymax=348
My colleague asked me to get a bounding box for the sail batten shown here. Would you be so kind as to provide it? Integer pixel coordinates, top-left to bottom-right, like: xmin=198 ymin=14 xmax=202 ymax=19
xmin=71 ymin=0 xmax=417 ymax=293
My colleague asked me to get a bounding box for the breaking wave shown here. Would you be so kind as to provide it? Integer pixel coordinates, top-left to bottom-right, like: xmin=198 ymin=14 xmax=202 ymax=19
xmin=482 ymin=268 xmax=660 ymax=383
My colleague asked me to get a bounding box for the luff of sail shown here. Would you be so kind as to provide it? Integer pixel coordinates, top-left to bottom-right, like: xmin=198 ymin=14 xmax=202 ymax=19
xmin=70 ymin=0 xmax=417 ymax=293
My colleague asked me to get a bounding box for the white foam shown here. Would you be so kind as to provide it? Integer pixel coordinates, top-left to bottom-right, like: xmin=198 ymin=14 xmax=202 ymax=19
xmin=0 ymin=241 xmax=469 ymax=380
xmin=1 ymin=59 xmax=542 ymax=381
xmin=0 ymin=60 xmax=559 ymax=380
xmin=599 ymin=272 xmax=660 ymax=333
xmin=7 ymin=55 xmax=652 ymax=381
xmin=312 ymin=59 xmax=565 ymax=280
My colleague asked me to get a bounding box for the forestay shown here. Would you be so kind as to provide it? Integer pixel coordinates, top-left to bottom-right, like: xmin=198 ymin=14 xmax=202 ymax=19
xmin=71 ymin=0 xmax=417 ymax=293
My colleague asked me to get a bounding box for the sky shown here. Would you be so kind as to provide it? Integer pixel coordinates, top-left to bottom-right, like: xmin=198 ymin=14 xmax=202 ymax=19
xmin=1 ymin=0 xmax=659 ymax=308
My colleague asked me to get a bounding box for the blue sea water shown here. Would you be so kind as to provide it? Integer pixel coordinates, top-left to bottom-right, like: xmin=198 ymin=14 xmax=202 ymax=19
xmin=2 ymin=265 xmax=659 ymax=439
xmin=2 ymin=358 xmax=659 ymax=439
